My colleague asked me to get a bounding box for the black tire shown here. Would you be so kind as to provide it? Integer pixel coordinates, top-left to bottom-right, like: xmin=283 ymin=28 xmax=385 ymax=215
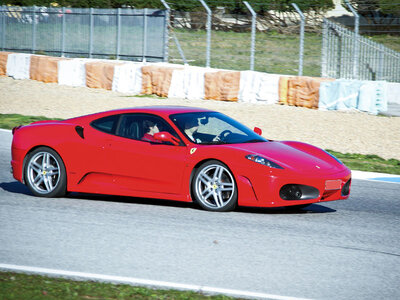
xmin=24 ymin=147 xmax=67 ymax=197
xmin=191 ymin=160 xmax=237 ymax=212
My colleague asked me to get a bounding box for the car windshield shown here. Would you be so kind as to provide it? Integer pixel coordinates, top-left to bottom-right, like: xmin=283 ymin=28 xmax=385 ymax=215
xmin=170 ymin=112 xmax=268 ymax=145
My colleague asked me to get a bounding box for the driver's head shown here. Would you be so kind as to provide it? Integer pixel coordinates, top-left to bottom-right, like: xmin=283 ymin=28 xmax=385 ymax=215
xmin=143 ymin=120 xmax=159 ymax=135
xmin=184 ymin=118 xmax=199 ymax=134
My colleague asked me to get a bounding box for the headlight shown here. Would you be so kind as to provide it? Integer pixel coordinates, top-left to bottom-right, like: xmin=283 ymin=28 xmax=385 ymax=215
xmin=246 ymin=154 xmax=284 ymax=169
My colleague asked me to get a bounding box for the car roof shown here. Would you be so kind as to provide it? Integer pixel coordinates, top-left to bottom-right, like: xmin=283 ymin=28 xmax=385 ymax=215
xmin=110 ymin=106 xmax=213 ymax=116
xmin=67 ymin=106 xmax=214 ymax=123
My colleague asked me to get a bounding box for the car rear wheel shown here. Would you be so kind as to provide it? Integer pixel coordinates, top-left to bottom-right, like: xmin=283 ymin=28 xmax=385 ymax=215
xmin=25 ymin=147 xmax=67 ymax=197
xmin=192 ymin=160 xmax=237 ymax=212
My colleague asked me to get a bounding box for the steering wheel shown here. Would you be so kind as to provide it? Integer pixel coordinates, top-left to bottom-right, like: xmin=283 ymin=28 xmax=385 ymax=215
xmin=218 ymin=130 xmax=233 ymax=141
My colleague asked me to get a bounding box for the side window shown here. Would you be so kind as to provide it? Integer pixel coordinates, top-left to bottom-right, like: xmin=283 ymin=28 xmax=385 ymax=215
xmin=91 ymin=115 xmax=119 ymax=134
xmin=117 ymin=115 xmax=141 ymax=140
xmin=117 ymin=114 xmax=181 ymax=144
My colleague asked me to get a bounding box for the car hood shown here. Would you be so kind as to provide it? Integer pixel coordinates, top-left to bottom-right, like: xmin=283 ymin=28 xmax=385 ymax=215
xmin=226 ymin=141 xmax=343 ymax=174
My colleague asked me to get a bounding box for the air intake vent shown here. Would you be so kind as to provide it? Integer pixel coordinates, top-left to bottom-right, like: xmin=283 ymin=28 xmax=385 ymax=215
xmin=279 ymin=184 xmax=319 ymax=201
xmin=75 ymin=126 xmax=84 ymax=139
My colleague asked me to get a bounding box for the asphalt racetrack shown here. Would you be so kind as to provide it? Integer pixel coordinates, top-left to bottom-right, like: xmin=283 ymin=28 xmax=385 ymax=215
xmin=0 ymin=129 xmax=399 ymax=300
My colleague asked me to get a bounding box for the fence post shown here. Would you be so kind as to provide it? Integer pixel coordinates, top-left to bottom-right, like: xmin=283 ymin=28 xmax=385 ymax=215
xmin=198 ymin=0 xmax=211 ymax=68
xmin=291 ymin=3 xmax=305 ymax=76
xmin=344 ymin=0 xmax=359 ymax=79
xmin=377 ymin=44 xmax=384 ymax=81
xmin=61 ymin=7 xmax=66 ymax=57
xmin=32 ymin=6 xmax=37 ymax=54
xmin=142 ymin=8 xmax=148 ymax=63
xmin=321 ymin=19 xmax=328 ymax=77
xmin=160 ymin=0 xmax=187 ymax=65
xmin=159 ymin=0 xmax=169 ymax=62
xmin=116 ymin=8 xmax=121 ymax=60
xmin=89 ymin=8 xmax=94 ymax=58
xmin=1 ymin=6 xmax=5 ymax=51
xmin=243 ymin=1 xmax=256 ymax=71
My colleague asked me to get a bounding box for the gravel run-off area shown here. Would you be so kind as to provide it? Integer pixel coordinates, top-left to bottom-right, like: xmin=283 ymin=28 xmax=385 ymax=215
xmin=1 ymin=76 xmax=399 ymax=160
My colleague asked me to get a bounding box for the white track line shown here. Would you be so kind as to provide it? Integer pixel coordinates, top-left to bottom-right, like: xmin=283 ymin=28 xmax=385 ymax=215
xmin=0 ymin=263 xmax=312 ymax=300
xmin=352 ymin=170 xmax=400 ymax=184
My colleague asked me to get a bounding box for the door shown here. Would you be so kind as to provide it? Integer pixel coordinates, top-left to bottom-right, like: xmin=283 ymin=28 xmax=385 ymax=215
xmin=105 ymin=113 xmax=188 ymax=195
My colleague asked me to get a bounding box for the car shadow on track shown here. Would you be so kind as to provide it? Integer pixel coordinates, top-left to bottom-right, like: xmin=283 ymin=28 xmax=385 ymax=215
xmin=237 ymin=204 xmax=336 ymax=214
xmin=0 ymin=181 xmax=31 ymax=195
xmin=67 ymin=192 xmax=198 ymax=210
xmin=1 ymin=181 xmax=336 ymax=214
xmin=67 ymin=192 xmax=336 ymax=214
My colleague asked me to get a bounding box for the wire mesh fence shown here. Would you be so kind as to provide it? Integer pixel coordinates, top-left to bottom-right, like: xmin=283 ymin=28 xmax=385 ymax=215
xmin=165 ymin=0 xmax=400 ymax=81
xmin=166 ymin=1 xmax=319 ymax=75
xmin=322 ymin=18 xmax=400 ymax=82
xmin=0 ymin=6 xmax=168 ymax=61
xmin=1 ymin=1 xmax=400 ymax=82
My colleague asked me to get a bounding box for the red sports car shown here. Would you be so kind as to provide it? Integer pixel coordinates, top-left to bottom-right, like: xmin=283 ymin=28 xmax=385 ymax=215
xmin=11 ymin=106 xmax=351 ymax=212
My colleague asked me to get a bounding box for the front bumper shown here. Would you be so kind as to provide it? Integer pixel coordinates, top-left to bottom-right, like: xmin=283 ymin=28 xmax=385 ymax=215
xmin=11 ymin=147 xmax=26 ymax=183
xmin=237 ymin=167 xmax=351 ymax=208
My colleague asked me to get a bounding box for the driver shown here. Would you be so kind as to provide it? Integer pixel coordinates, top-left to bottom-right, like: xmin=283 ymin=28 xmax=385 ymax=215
xmin=184 ymin=118 xmax=201 ymax=143
xmin=142 ymin=120 xmax=160 ymax=142
xmin=184 ymin=117 xmax=222 ymax=143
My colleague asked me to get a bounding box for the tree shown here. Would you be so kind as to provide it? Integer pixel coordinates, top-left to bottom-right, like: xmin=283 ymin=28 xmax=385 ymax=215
xmin=344 ymin=0 xmax=400 ymax=34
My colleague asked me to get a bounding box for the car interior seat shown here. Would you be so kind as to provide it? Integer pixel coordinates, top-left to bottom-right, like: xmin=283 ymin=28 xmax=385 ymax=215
xmin=127 ymin=122 xmax=139 ymax=139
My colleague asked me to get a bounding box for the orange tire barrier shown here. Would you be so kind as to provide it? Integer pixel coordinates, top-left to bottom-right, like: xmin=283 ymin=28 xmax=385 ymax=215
xmin=141 ymin=65 xmax=182 ymax=97
xmin=278 ymin=76 xmax=291 ymax=105
xmin=285 ymin=76 xmax=335 ymax=109
xmin=85 ymin=61 xmax=122 ymax=90
xmin=0 ymin=52 xmax=11 ymax=76
xmin=29 ymin=55 xmax=67 ymax=83
xmin=204 ymin=71 xmax=240 ymax=102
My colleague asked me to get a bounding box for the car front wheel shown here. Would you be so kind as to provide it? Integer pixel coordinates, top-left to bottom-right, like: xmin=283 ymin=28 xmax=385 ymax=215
xmin=192 ymin=160 xmax=237 ymax=212
xmin=25 ymin=147 xmax=67 ymax=197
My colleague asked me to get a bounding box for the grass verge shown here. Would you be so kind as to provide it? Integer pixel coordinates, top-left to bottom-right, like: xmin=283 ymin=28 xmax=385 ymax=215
xmin=0 ymin=114 xmax=62 ymax=130
xmin=0 ymin=271 xmax=233 ymax=300
xmin=1 ymin=113 xmax=399 ymax=175
xmin=326 ymin=150 xmax=400 ymax=175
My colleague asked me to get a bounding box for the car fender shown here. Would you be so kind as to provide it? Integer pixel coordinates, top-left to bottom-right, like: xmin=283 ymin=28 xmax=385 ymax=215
xmin=184 ymin=145 xmax=259 ymax=205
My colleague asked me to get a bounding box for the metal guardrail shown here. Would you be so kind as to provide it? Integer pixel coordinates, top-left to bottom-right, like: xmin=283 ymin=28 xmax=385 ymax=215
xmin=321 ymin=18 xmax=400 ymax=82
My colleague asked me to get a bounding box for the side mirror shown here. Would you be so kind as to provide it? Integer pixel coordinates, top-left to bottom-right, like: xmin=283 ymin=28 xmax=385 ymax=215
xmin=253 ymin=127 xmax=262 ymax=136
xmin=154 ymin=132 xmax=181 ymax=146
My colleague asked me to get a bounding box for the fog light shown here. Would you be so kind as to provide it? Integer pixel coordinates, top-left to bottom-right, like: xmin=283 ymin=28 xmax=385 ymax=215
xmin=279 ymin=184 xmax=320 ymax=201
xmin=341 ymin=179 xmax=351 ymax=196
xmin=280 ymin=184 xmax=302 ymax=200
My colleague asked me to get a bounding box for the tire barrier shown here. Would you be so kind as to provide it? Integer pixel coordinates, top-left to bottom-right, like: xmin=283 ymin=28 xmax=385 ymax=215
xmin=0 ymin=52 xmax=11 ymax=76
xmin=204 ymin=71 xmax=240 ymax=102
xmin=387 ymin=83 xmax=400 ymax=106
xmin=0 ymin=51 xmax=395 ymax=114
xmin=5 ymin=53 xmax=31 ymax=80
xmin=30 ymin=55 xmax=67 ymax=83
xmin=168 ymin=66 xmax=218 ymax=100
xmin=58 ymin=59 xmax=92 ymax=87
xmin=112 ymin=62 xmax=143 ymax=95
xmin=285 ymin=77 xmax=335 ymax=109
xmin=319 ymin=79 xmax=388 ymax=114
xmin=141 ymin=65 xmax=183 ymax=97
xmin=240 ymin=71 xmax=283 ymax=104
xmin=85 ymin=61 xmax=123 ymax=90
